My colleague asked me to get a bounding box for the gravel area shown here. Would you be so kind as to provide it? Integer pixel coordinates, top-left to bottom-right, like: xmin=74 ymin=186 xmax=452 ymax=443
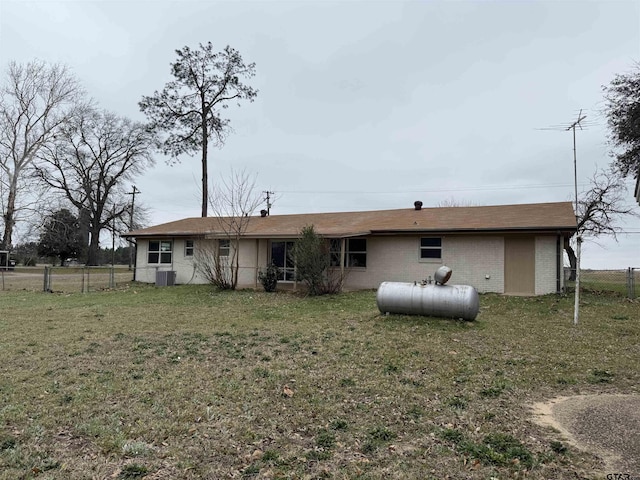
xmin=533 ymin=394 xmax=640 ymax=478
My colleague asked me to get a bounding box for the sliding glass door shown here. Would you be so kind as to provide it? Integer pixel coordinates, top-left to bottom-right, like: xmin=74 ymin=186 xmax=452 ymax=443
xmin=271 ymin=241 xmax=295 ymax=281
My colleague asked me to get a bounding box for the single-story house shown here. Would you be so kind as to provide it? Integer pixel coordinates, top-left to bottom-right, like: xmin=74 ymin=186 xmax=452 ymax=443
xmin=123 ymin=201 xmax=577 ymax=295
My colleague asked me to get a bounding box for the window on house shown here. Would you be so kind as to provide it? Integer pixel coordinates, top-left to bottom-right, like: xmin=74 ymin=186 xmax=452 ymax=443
xmin=271 ymin=241 xmax=295 ymax=281
xmin=329 ymin=238 xmax=367 ymax=268
xmin=347 ymin=238 xmax=367 ymax=267
xmin=329 ymin=239 xmax=341 ymax=266
xmin=148 ymin=240 xmax=172 ymax=264
xmin=420 ymin=237 xmax=442 ymax=259
xmin=185 ymin=240 xmax=194 ymax=257
xmin=219 ymin=239 xmax=230 ymax=257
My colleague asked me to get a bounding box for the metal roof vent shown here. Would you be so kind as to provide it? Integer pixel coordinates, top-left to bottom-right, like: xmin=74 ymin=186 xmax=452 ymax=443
xmin=260 ymin=209 xmax=268 ymax=217
xmin=414 ymin=201 xmax=423 ymax=210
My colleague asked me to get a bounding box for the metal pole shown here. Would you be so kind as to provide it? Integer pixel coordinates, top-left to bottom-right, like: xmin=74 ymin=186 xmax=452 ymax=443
xmin=573 ymin=236 xmax=582 ymax=325
xmin=572 ymin=125 xmax=578 ymax=214
xmin=111 ymin=206 xmax=116 ymax=268
xmin=567 ymin=111 xmax=585 ymax=326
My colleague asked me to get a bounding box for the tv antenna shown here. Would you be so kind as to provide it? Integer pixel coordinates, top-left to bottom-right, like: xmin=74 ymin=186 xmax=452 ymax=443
xmin=537 ymin=109 xmax=592 ymax=212
xmin=567 ymin=110 xmax=587 ymax=212
xmin=538 ymin=109 xmax=590 ymax=325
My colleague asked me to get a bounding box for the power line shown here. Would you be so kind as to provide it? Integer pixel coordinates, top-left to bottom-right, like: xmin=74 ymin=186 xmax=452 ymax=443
xmin=278 ymin=182 xmax=591 ymax=195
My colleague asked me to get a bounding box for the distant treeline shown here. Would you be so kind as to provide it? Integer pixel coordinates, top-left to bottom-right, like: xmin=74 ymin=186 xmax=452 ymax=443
xmin=11 ymin=242 xmax=134 ymax=267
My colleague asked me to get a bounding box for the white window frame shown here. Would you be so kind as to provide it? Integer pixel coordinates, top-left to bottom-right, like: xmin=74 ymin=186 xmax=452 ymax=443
xmin=270 ymin=240 xmax=295 ymax=282
xmin=185 ymin=239 xmax=194 ymax=257
xmin=419 ymin=237 xmax=442 ymax=261
xmin=219 ymin=239 xmax=230 ymax=257
xmin=148 ymin=240 xmax=173 ymax=264
xmin=330 ymin=238 xmax=367 ymax=268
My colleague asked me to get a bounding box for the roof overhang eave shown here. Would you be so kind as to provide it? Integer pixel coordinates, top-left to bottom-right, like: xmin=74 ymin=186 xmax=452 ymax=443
xmin=370 ymin=226 xmax=578 ymax=235
xmin=121 ymin=232 xmax=209 ymax=239
xmin=204 ymin=231 xmax=372 ymax=240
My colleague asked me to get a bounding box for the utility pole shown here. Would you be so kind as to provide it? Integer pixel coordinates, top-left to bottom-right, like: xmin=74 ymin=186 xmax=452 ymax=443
xmin=110 ymin=206 xmax=116 ymax=288
xmin=263 ymin=190 xmax=274 ymax=216
xmin=127 ymin=186 xmax=141 ymax=271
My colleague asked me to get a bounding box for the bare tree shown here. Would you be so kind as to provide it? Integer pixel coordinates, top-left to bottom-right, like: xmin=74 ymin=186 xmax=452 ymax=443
xmin=37 ymin=108 xmax=155 ymax=265
xmin=192 ymin=239 xmax=233 ymax=289
xmin=435 ymin=197 xmax=479 ymax=208
xmin=565 ymin=168 xmax=638 ymax=279
xmin=193 ymin=169 xmax=262 ymax=289
xmin=139 ymin=42 xmax=258 ymax=217
xmin=0 ymin=166 xmax=49 ymax=243
xmin=0 ymin=60 xmax=85 ymax=249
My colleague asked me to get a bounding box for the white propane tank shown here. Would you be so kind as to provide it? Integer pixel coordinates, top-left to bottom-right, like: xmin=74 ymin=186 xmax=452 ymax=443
xmin=376 ymin=281 xmax=480 ymax=321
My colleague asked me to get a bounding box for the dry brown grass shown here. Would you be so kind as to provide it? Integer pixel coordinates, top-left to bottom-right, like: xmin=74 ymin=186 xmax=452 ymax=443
xmin=0 ymin=285 xmax=638 ymax=479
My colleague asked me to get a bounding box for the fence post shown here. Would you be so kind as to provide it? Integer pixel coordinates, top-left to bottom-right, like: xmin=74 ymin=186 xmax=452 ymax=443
xmin=628 ymin=267 xmax=636 ymax=300
xmin=43 ymin=266 xmax=49 ymax=292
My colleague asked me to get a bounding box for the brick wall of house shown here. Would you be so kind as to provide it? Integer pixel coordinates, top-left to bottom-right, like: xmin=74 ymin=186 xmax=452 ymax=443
xmin=136 ymin=234 xmax=563 ymax=295
xmin=535 ymin=235 xmax=562 ymax=295
xmin=236 ymin=239 xmax=259 ymax=287
xmin=134 ymin=239 xmax=153 ymax=283
xmin=172 ymin=238 xmax=195 ymax=284
xmin=343 ymin=235 xmax=506 ymax=293
xmin=444 ymin=236 xmax=505 ymax=293
xmin=134 ymin=238 xmax=203 ymax=284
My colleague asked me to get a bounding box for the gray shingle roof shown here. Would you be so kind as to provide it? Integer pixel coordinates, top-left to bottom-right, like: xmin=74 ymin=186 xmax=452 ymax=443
xmin=124 ymin=201 xmax=576 ymax=239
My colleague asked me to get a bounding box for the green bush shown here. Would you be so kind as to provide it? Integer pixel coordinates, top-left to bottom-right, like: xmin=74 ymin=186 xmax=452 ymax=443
xmin=258 ymin=263 xmax=279 ymax=292
xmin=291 ymin=225 xmax=343 ymax=295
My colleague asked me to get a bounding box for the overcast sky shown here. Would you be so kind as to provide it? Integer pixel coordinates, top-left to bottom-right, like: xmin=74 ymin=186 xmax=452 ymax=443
xmin=1 ymin=0 xmax=638 ymax=268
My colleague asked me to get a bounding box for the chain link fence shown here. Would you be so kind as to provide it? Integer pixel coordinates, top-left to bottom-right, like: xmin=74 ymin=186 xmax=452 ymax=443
xmin=566 ymin=267 xmax=638 ymax=299
xmin=0 ymin=266 xmax=134 ymax=293
xmin=2 ymin=265 xmax=637 ymax=298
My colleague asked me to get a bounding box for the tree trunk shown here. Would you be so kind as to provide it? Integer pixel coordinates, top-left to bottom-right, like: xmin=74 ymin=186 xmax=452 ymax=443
xmin=1 ymin=177 xmax=18 ymax=250
xmin=86 ymin=227 xmax=101 ymax=265
xmin=564 ymin=237 xmax=577 ymax=281
xmin=201 ymin=114 xmax=208 ymax=217
xmin=78 ymin=208 xmax=91 ymax=263
xmin=231 ymin=239 xmax=239 ymax=290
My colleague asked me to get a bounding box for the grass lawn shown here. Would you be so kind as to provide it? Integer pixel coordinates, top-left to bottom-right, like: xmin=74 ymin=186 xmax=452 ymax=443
xmin=0 ymin=285 xmax=638 ymax=479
